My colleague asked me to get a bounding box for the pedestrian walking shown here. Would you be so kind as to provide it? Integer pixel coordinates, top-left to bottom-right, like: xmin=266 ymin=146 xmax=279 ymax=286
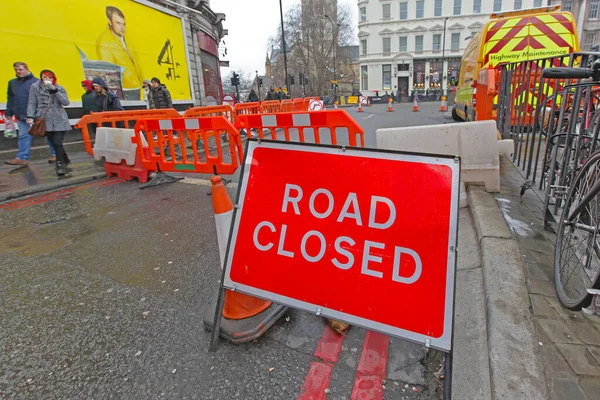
xmin=91 ymin=77 xmax=124 ymax=112
xmin=26 ymin=69 xmax=71 ymax=177
xmin=266 ymin=87 xmax=276 ymax=100
xmin=247 ymin=89 xmax=259 ymax=102
xmin=277 ymin=88 xmax=284 ymax=100
xmin=5 ymin=62 xmax=56 ymax=166
xmin=148 ymin=78 xmax=173 ymax=109
xmin=81 ymin=80 xmax=95 ymax=115
xmin=143 ymin=79 xmax=152 ymax=109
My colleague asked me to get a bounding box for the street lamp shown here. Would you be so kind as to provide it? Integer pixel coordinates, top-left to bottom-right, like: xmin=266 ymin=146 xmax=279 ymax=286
xmin=323 ymin=14 xmax=339 ymax=104
xmin=279 ymin=0 xmax=290 ymax=94
xmin=442 ymin=17 xmax=448 ymax=97
xmin=255 ymin=70 xmax=261 ymax=101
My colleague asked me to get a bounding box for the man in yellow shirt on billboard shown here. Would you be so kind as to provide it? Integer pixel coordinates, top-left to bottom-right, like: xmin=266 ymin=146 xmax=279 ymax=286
xmin=96 ymin=6 xmax=143 ymax=100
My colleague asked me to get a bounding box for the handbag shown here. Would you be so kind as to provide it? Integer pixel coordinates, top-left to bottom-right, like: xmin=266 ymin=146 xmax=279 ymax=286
xmin=28 ymin=95 xmax=55 ymax=137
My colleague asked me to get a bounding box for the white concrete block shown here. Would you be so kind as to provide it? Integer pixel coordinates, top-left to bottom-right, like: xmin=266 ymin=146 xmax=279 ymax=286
xmin=93 ymin=128 xmax=147 ymax=165
xmin=497 ymin=139 xmax=514 ymax=156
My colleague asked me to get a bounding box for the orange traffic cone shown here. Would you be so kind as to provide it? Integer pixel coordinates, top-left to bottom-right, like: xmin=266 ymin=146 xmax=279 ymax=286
xmin=439 ymin=95 xmax=447 ymax=112
xmin=204 ymin=175 xmax=287 ymax=342
xmin=413 ymin=98 xmax=420 ymax=112
xmin=358 ymin=104 xmax=363 ymax=112
xmin=367 ymin=97 xmax=371 ymax=107
xmin=387 ymin=100 xmax=393 ymax=112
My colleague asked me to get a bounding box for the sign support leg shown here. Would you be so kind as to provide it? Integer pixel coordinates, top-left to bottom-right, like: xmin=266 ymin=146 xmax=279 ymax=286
xmin=443 ymin=349 xmax=453 ymax=399
xmin=209 ymin=285 xmax=227 ymax=352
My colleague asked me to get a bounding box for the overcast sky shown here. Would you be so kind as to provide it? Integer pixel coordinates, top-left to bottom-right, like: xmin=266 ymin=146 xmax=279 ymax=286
xmin=210 ymin=0 xmax=358 ymax=78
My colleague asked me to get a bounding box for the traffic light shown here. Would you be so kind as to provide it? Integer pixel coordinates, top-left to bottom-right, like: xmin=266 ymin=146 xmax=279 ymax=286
xmin=231 ymin=72 xmax=240 ymax=87
xmin=290 ymin=75 xmax=295 ymax=85
xmin=259 ymin=78 xmax=264 ymax=87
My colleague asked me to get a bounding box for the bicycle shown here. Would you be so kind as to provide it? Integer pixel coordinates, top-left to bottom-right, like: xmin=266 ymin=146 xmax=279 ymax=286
xmin=542 ymin=61 xmax=600 ymax=310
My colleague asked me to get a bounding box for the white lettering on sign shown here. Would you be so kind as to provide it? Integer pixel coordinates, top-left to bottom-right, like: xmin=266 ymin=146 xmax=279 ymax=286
xmin=251 ymin=183 xmax=423 ymax=284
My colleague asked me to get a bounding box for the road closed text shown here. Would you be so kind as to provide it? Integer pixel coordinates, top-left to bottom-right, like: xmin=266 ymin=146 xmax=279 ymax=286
xmin=251 ymin=183 xmax=422 ymax=284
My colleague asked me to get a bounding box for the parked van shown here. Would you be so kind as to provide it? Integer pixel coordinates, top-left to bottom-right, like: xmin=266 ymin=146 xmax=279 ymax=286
xmin=452 ymin=6 xmax=579 ymax=122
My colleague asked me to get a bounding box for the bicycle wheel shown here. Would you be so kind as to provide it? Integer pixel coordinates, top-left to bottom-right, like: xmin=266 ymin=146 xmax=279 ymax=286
xmin=555 ymin=150 xmax=600 ymax=309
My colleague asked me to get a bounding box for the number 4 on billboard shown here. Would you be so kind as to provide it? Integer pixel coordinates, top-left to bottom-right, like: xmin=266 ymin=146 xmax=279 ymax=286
xmin=158 ymin=39 xmax=181 ymax=81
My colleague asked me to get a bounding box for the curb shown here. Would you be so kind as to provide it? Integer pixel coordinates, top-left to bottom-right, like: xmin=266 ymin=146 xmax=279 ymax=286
xmin=0 ymin=172 xmax=107 ymax=203
xmin=467 ymin=185 xmax=549 ymax=400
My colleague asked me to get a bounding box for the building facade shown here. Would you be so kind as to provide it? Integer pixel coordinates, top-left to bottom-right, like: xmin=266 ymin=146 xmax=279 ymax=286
xmin=549 ymin=0 xmax=600 ymax=50
xmin=358 ymin=0 xmax=541 ymax=98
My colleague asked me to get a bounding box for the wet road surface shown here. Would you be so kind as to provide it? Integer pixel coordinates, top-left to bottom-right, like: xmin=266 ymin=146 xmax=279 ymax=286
xmin=1 ymin=176 xmax=444 ymax=399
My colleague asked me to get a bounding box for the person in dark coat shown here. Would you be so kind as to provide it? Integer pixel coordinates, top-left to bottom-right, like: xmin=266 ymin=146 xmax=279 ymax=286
xmin=5 ymin=62 xmax=56 ymax=166
xmin=91 ymin=77 xmax=124 ymax=112
xmin=81 ymin=80 xmax=95 ymax=115
xmin=266 ymin=87 xmax=276 ymax=100
xmin=247 ymin=89 xmax=259 ymax=102
xmin=148 ymin=78 xmax=173 ymax=109
xmin=277 ymin=88 xmax=284 ymax=100
xmin=27 ymin=69 xmax=71 ymax=176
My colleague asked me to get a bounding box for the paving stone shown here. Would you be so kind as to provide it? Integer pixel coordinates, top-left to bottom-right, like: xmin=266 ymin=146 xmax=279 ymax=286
xmin=518 ymin=236 xmax=542 ymax=252
xmin=533 ymin=320 xmax=577 ymax=378
xmin=539 ymin=319 xmax=582 ymax=344
xmin=590 ymin=346 xmax=600 ymax=364
xmin=580 ymin=377 xmax=600 ymax=400
xmin=524 ymin=250 xmax=553 ymax=269
xmin=569 ymin=322 xmax=600 ymax=346
xmin=529 ymin=279 xmax=557 ymax=297
xmin=534 ymin=237 xmax=555 ymax=255
xmin=556 ymin=344 xmax=600 ymax=376
xmin=530 ymin=295 xmax=560 ymax=317
xmin=527 ymin=263 xmax=549 ymax=281
xmin=546 ymin=297 xmax=584 ymax=320
xmin=551 ymin=378 xmax=588 ymax=400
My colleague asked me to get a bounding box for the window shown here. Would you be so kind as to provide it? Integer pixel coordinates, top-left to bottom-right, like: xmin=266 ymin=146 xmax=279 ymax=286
xmin=454 ymin=0 xmax=461 ymax=15
xmin=533 ymin=0 xmax=542 ymax=6
xmin=514 ymin=0 xmax=522 ymax=9
xmin=562 ymin=0 xmax=573 ymax=11
xmin=361 ymin=65 xmax=368 ymax=90
xmin=584 ymin=33 xmax=597 ymax=51
xmin=382 ymin=65 xmax=392 ymax=90
xmin=451 ymin=33 xmax=460 ymax=51
xmin=416 ymin=0 xmax=424 ymax=18
xmin=473 ymin=0 xmax=481 ymax=13
xmin=361 ymin=39 xmax=367 ymax=55
xmin=435 ymin=0 xmax=442 ymax=16
xmin=590 ymin=0 xmax=600 ymax=19
xmin=399 ymin=2 xmax=408 ymax=19
xmin=415 ymin=35 xmax=424 ymax=52
xmin=399 ymin=36 xmax=408 ymax=52
xmin=382 ymin=3 xmax=391 ymax=19
xmin=433 ymin=34 xmax=442 ymax=51
xmin=382 ymin=37 xmax=391 ymax=54
xmin=493 ymin=0 xmax=502 ymax=12
xmin=360 ymin=7 xmax=367 ymax=22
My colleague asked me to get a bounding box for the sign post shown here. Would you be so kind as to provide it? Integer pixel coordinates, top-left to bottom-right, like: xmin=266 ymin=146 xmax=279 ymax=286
xmin=212 ymin=139 xmax=460 ymax=397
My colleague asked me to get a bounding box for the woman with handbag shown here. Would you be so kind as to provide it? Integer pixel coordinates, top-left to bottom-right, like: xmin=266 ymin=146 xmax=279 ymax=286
xmin=26 ymin=69 xmax=71 ymax=176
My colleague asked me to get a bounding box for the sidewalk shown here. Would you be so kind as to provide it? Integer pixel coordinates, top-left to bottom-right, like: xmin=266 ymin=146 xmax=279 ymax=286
xmin=493 ymin=155 xmax=600 ymax=399
xmin=0 ymin=150 xmax=106 ymax=202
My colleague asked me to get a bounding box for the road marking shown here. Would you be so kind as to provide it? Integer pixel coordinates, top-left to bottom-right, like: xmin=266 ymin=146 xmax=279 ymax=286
xmin=351 ymin=331 xmax=390 ymax=400
xmin=0 ymin=178 xmax=123 ymax=211
xmin=180 ymin=177 xmax=238 ymax=189
xmin=297 ymin=325 xmax=346 ymax=400
xmin=363 ymin=114 xmax=374 ymax=120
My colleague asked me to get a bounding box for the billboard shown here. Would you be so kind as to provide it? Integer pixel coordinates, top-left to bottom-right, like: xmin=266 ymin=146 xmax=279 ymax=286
xmin=1 ymin=0 xmax=191 ymax=104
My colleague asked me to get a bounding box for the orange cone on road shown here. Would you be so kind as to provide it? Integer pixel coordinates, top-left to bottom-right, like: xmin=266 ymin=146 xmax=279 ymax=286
xmin=387 ymin=100 xmax=393 ymax=112
xmin=413 ymin=97 xmax=420 ymax=112
xmin=439 ymin=95 xmax=447 ymax=112
xmin=358 ymin=104 xmax=363 ymax=112
xmin=204 ymin=175 xmax=287 ymax=342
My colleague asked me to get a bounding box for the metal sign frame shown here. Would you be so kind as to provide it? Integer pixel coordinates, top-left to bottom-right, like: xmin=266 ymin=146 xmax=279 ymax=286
xmin=221 ymin=139 xmax=460 ymax=352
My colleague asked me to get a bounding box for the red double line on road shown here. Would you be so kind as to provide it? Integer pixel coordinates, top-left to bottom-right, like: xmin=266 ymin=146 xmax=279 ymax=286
xmin=0 ymin=178 xmax=123 ymax=211
xmin=297 ymin=326 xmax=390 ymax=400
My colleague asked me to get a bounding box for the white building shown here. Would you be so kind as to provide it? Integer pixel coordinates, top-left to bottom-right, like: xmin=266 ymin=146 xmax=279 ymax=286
xmin=358 ymin=0 xmax=542 ymax=98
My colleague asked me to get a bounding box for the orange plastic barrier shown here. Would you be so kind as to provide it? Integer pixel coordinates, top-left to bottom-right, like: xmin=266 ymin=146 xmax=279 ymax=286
xmin=75 ymin=109 xmax=180 ymax=156
xmin=280 ymin=99 xmax=294 ymax=112
xmin=183 ymin=104 xmax=233 ymax=121
xmin=133 ymin=116 xmax=242 ymax=175
xmin=233 ymin=110 xmax=365 ymax=148
xmin=292 ymin=98 xmax=305 ymax=111
xmin=260 ymin=100 xmax=281 ymax=114
xmin=233 ymin=102 xmax=261 ymax=121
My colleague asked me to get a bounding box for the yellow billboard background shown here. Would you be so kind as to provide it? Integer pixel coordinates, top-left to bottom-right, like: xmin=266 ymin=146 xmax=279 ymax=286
xmin=1 ymin=0 xmax=191 ymax=103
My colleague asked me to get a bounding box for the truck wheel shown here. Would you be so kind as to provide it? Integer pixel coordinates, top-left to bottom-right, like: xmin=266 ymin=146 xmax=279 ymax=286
xmin=451 ymin=106 xmax=461 ymax=122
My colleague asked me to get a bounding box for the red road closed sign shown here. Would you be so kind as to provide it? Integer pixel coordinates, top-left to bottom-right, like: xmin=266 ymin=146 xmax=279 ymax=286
xmin=223 ymin=140 xmax=460 ymax=351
